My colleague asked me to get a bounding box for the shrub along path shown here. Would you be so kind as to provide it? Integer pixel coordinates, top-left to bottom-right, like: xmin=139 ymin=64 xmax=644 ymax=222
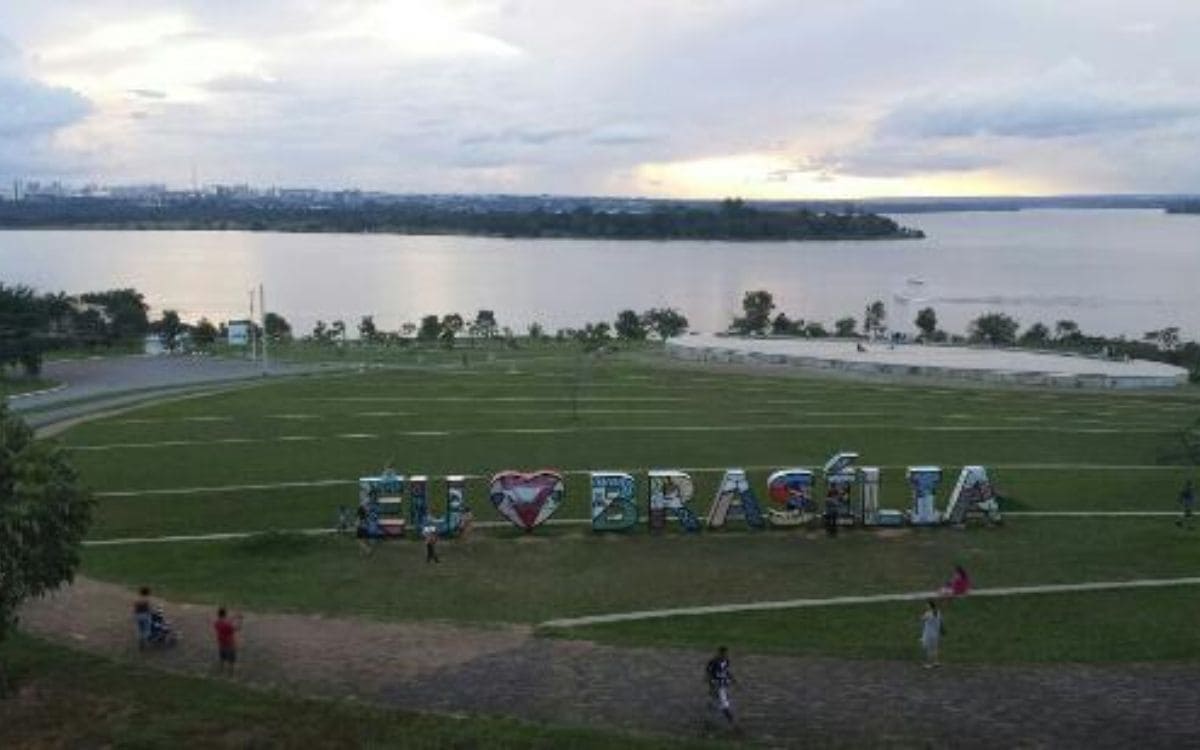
xmin=20 ymin=577 xmax=1200 ymax=748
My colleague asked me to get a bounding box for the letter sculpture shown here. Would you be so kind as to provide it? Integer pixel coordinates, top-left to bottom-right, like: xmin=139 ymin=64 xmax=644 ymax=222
xmin=489 ymin=470 xmax=565 ymax=532
xmin=358 ymin=472 xmax=406 ymax=537
xmin=409 ymin=475 xmax=430 ymax=530
xmin=648 ymin=470 xmax=701 ymax=533
xmin=823 ymin=451 xmax=859 ymax=523
xmin=906 ymin=466 xmax=943 ymax=525
xmin=706 ymin=469 xmax=765 ymax=529
xmin=944 ymin=466 xmax=1002 ymax=525
xmin=590 ymin=472 xmax=638 ymax=532
xmin=438 ymin=474 xmax=470 ymax=537
xmin=766 ymin=469 xmax=816 ymax=526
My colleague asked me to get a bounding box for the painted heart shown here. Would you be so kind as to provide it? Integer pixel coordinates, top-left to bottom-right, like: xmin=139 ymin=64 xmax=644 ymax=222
xmin=489 ymin=470 xmax=565 ymax=531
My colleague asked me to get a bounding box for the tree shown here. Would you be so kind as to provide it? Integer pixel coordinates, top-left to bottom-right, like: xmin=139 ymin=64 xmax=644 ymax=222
xmin=1055 ymin=319 xmax=1081 ymax=342
xmin=915 ymin=307 xmax=937 ymax=340
xmin=734 ymin=290 xmax=774 ymax=334
xmin=0 ymin=283 xmax=49 ymax=375
xmin=1019 ymin=322 xmax=1051 ymax=347
xmin=79 ymin=288 xmax=149 ymax=343
xmin=527 ymin=321 xmax=545 ymax=340
xmin=417 ymin=315 xmax=440 ymax=342
xmin=399 ymin=322 xmax=417 ymax=339
xmin=472 ymin=310 xmax=498 ymax=341
xmin=439 ymin=313 xmax=464 ymax=347
xmin=311 ymin=320 xmax=329 ymax=343
xmin=614 ymin=309 xmax=647 ymax=341
xmin=969 ymin=313 xmax=1019 ymax=346
xmin=834 ymin=316 xmax=857 ymax=338
xmin=580 ymin=321 xmax=612 ymax=351
xmin=330 ymin=319 xmax=346 ymax=344
xmin=804 ymin=321 xmax=828 ymax=338
xmin=642 ymin=308 xmax=689 ymax=340
xmin=1144 ymin=327 xmax=1180 ymax=351
xmin=0 ymin=404 xmax=93 ymax=692
xmin=864 ymin=300 xmax=887 ymax=338
xmin=264 ymin=312 xmax=292 ymax=342
xmin=192 ymin=317 xmax=217 ymax=348
xmin=155 ymin=310 xmax=184 ymax=352
xmin=358 ymin=315 xmax=378 ymax=343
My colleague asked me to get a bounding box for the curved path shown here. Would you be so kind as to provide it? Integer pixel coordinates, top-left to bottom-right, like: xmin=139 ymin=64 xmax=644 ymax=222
xmin=20 ymin=578 xmax=1200 ymax=748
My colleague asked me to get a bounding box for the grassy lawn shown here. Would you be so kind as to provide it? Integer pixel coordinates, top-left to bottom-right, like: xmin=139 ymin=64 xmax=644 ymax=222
xmin=545 ymin=586 xmax=1200 ymax=664
xmin=0 ymin=375 xmax=57 ymax=398
xmin=81 ymin=519 xmax=1200 ymax=632
xmin=42 ymin=346 xmax=1200 ymax=661
xmin=0 ymin=634 xmax=703 ymax=749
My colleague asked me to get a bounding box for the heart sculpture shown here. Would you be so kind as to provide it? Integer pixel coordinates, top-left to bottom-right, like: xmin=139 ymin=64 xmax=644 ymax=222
xmin=489 ymin=470 xmax=565 ymax=531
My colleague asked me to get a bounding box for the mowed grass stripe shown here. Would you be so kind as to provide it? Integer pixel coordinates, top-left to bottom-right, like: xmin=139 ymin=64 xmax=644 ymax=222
xmin=539 ymin=575 xmax=1200 ymax=628
xmin=66 ymin=422 xmax=1177 ymax=451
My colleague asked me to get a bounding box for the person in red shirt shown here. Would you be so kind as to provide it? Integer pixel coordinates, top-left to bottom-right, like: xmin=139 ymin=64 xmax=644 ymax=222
xmin=939 ymin=565 xmax=972 ymax=600
xmin=213 ymin=607 xmax=242 ymax=672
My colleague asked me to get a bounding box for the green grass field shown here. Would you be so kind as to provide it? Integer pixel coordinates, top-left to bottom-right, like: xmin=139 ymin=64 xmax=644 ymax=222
xmin=0 ymin=634 xmax=703 ymax=749
xmin=51 ymin=344 xmax=1200 ymax=662
xmin=0 ymin=375 xmax=57 ymax=398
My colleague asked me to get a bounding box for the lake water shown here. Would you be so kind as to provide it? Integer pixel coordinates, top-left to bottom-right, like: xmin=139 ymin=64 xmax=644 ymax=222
xmin=1 ymin=209 xmax=1198 ymax=339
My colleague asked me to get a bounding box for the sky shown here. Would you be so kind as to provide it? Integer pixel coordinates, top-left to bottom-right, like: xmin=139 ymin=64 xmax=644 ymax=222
xmin=1 ymin=0 xmax=1199 ymax=199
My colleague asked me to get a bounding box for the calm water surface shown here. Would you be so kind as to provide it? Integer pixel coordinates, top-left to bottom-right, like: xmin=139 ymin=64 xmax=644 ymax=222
xmin=1 ymin=209 xmax=1197 ymax=338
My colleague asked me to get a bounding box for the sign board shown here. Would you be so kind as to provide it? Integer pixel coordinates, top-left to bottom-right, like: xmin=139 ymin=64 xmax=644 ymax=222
xmin=228 ymin=320 xmax=251 ymax=346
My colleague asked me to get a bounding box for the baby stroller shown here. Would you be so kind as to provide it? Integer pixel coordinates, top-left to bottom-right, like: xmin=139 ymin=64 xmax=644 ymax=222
xmin=147 ymin=606 xmax=179 ymax=647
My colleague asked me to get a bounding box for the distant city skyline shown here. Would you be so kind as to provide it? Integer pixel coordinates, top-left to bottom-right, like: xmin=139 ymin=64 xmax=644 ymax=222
xmin=2 ymin=1 xmax=1199 ymax=199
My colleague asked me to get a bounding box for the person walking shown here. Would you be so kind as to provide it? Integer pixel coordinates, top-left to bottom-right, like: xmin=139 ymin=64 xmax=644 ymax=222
xmin=213 ymin=607 xmax=243 ymax=673
xmin=1177 ymin=480 xmax=1195 ymax=530
xmin=133 ymin=586 xmax=153 ymax=649
xmin=920 ymin=600 xmax=944 ymax=668
xmin=705 ymin=646 xmax=737 ymax=727
xmin=424 ymin=524 xmax=441 ymax=563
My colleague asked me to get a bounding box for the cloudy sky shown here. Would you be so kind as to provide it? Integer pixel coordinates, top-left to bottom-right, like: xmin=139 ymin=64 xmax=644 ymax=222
xmin=2 ymin=0 xmax=1198 ymax=198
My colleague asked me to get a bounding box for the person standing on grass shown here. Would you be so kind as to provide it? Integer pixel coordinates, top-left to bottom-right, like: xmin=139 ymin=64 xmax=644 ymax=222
xmin=823 ymin=497 xmax=839 ymax=537
xmin=1177 ymin=480 xmax=1195 ymax=530
xmin=133 ymin=586 xmax=153 ymax=649
xmin=356 ymin=502 xmax=374 ymax=556
xmin=920 ymin=599 xmax=944 ymax=668
xmin=705 ymin=646 xmax=737 ymax=726
xmin=214 ymin=607 xmax=242 ymax=673
xmin=424 ymin=524 xmax=441 ymax=563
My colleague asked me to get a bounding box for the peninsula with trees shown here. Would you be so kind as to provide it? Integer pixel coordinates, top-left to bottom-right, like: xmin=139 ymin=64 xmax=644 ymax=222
xmin=0 ymin=191 xmax=923 ymax=241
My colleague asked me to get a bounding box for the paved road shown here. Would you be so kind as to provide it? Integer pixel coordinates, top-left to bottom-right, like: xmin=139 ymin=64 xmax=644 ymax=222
xmin=7 ymin=355 xmax=346 ymax=430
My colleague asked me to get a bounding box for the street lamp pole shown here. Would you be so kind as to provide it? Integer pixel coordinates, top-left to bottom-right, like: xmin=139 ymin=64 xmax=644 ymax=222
xmin=259 ymin=283 xmax=268 ymax=374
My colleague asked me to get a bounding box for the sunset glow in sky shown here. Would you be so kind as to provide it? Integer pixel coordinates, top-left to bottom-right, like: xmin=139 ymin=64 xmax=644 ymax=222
xmin=2 ymin=1 xmax=1198 ymax=198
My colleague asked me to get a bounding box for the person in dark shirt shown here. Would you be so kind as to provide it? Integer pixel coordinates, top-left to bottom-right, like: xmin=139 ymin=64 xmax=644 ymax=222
xmin=705 ymin=646 xmax=736 ymax=726
xmin=1178 ymin=480 xmax=1196 ymax=529
xmin=424 ymin=524 xmax=441 ymax=563
xmin=133 ymin=586 xmax=152 ymax=649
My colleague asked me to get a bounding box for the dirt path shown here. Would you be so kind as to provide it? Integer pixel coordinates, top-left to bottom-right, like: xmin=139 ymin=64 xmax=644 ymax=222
xmin=20 ymin=577 xmax=1200 ymax=748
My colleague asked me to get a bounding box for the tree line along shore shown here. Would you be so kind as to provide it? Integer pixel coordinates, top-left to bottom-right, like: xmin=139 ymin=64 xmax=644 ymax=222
xmin=0 ymin=197 xmax=923 ymax=241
